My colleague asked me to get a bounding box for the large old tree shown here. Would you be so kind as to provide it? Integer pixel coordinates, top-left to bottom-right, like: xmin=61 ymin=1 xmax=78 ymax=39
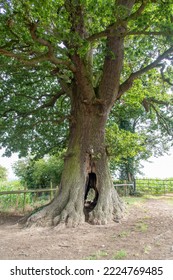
xmin=1 ymin=0 xmax=173 ymax=227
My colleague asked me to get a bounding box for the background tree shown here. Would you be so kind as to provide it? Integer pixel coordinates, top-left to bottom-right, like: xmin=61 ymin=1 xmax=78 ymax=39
xmin=13 ymin=154 xmax=63 ymax=189
xmin=1 ymin=0 xmax=173 ymax=227
xmin=0 ymin=165 xmax=7 ymax=181
xmin=107 ymin=68 xmax=173 ymax=180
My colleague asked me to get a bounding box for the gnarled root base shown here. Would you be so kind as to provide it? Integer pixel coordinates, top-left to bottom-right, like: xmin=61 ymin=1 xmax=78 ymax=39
xmin=88 ymin=189 xmax=125 ymax=225
xmin=25 ymin=206 xmax=53 ymax=227
xmin=52 ymin=206 xmax=85 ymax=228
xmin=25 ymin=199 xmax=85 ymax=229
xmin=25 ymin=188 xmax=124 ymax=228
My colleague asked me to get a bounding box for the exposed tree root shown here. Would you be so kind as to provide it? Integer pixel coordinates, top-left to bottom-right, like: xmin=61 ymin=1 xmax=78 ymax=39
xmin=25 ymin=206 xmax=53 ymax=227
xmin=52 ymin=205 xmax=85 ymax=228
xmin=25 ymin=197 xmax=85 ymax=228
xmin=24 ymin=186 xmax=124 ymax=228
xmin=88 ymin=188 xmax=125 ymax=225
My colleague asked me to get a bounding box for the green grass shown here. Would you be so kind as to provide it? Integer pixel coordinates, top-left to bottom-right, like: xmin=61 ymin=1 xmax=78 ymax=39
xmin=135 ymin=221 xmax=148 ymax=232
xmin=142 ymin=194 xmax=173 ymax=206
xmin=112 ymin=250 xmax=127 ymax=260
xmin=85 ymin=250 xmax=108 ymax=260
xmin=86 ymin=249 xmax=128 ymax=260
xmin=117 ymin=231 xmax=130 ymax=238
xmin=143 ymin=245 xmax=151 ymax=254
xmin=123 ymin=195 xmax=173 ymax=208
xmin=123 ymin=196 xmax=147 ymax=205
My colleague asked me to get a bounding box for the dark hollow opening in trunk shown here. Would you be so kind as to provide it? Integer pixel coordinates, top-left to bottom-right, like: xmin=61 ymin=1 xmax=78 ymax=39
xmin=84 ymin=172 xmax=99 ymax=221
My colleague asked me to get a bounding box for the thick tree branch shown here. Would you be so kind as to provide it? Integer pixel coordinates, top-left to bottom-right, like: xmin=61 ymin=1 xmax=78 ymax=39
xmin=64 ymin=1 xmax=95 ymax=100
xmin=127 ymin=30 xmax=173 ymax=36
xmin=142 ymin=97 xmax=170 ymax=112
xmin=0 ymin=48 xmax=49 ymax=66
xmin=87 ymin=1 xmax=146 ymax=43
xmin=149 ymin=97 xmax=170 ymax=106
xmin=98 ymin=0 xmax=135 ymax=106
xmin=0 ymin=90 xmax=65 ymax=119
xmin=117 ymin=46 xmax=173 ymax=99
xmin=86 ymin=30 xmax=108 ymax=43
xmin=29 ymin=22 xmax=54 ymax=52
xmin=38 ymin=91 xmax=65 ymax=110
xmin=126 ymin=0 xmax=147 ymax=21
xmin=98 ymin=31 xmax=125 ymax=104
xmin=17 ymin=115 xmax=68 ymax=129
xmin=0 ymin=21 xmax=76 ymax=71
xmin=0 ymin=46 xmax=76 ymax=71
xmin=160 ymin=64 xmax=173 ymax=86
xmin=64 ymin=0 xmax=86 ymax=38
xmin=28 ymin=22 xmax=76 ymax=72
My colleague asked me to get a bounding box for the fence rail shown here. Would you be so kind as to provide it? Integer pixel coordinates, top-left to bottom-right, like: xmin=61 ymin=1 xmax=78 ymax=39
xmin=114 ymin=182 xmax=134 ymax=196
xmin=0 ymin=187 xmax=58 ymax=212
xmin=0 ymin=188 xmax=57 ymax=195
xmin=0 ymin=179 xmax=173 ymax=212
xmin=114 ymin=179 xmax=173 ymax=196
xmin=135 ymin=179 xmax=173 ymax=195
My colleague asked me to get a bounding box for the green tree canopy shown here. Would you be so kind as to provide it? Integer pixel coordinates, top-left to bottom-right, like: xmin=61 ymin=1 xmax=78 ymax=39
xmin=0 ymin=164 xmax=7 ymax=181
xmin=107 ymin=76 xmax=173 ymax=179
xmin=0 ymin=0 xmax=173 ymax=158
xmin=1 ymin=0 xmax=173 ymax=227
xmin=13 ymin=154 xmax=63 ymax=189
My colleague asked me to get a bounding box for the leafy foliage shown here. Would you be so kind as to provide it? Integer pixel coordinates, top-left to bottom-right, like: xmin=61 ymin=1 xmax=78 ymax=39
xmin=106 ymin=66 xmax=173 ymax=179
xmin=13 ymin=154 xmax=63 ymax=189
xmin=0 ymin=0 xmax=173 ymax=176
xmin=0 ymin=164 xmax=7 ymax=181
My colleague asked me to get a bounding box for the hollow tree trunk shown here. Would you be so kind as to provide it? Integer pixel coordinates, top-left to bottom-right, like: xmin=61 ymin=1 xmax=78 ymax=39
xmin=26 ymin=93 xmax=124 ymax=228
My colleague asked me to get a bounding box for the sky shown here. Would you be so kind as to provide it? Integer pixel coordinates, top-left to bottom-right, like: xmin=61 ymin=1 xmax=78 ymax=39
xmin=140 ymin=148 xmax=173 ymax=179
xmin=0 ymin=147 xmax=173 ymax=180
xmin=0 ymin=149 xmax=19 ymax=180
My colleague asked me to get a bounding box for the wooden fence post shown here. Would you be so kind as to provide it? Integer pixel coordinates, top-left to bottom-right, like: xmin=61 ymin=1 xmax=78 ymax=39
xmin=124 ymin=180 xmax=127 ymax=196
xmin=15 ymin=187 xmax=20 ymax=210
xmin=134 ymin=178 xmax=136 ymax=193
xmin=164 ymin=180 xmax=166 ymax=196
xmin=23 ymin=185 xmax=27 ymax=212
xmin=50 ymin=181 xmax=53 ymax=200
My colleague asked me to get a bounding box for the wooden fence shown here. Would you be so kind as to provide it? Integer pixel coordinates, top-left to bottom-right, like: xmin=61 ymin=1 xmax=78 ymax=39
xmin=0 ymin=187 xmax=57 ymax=212
xmin=0 ymin=183 xmax=134 ymax=211
xmin=0 ymin=179 xmax=173 ymax=212
xmin=135 ymin=179 xmax=173 ymax=195
xmin=114 ymin=179 xmax=173 ymax=196
xmin=114 ymin=182 xmax=134 ymax=196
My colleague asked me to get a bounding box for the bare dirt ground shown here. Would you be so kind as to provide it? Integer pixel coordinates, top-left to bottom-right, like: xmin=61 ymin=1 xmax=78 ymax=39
xmin=0 ymin=196 xmax=173 ymax=260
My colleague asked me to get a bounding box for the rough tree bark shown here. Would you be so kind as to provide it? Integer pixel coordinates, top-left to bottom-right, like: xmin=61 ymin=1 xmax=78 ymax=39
xmin=27 ymin=84 xmax=124 ymax=228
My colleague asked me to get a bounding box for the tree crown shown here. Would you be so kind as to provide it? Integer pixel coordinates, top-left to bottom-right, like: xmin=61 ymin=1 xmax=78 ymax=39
xmin=0 ymin=0 xmax=173 ymax=159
